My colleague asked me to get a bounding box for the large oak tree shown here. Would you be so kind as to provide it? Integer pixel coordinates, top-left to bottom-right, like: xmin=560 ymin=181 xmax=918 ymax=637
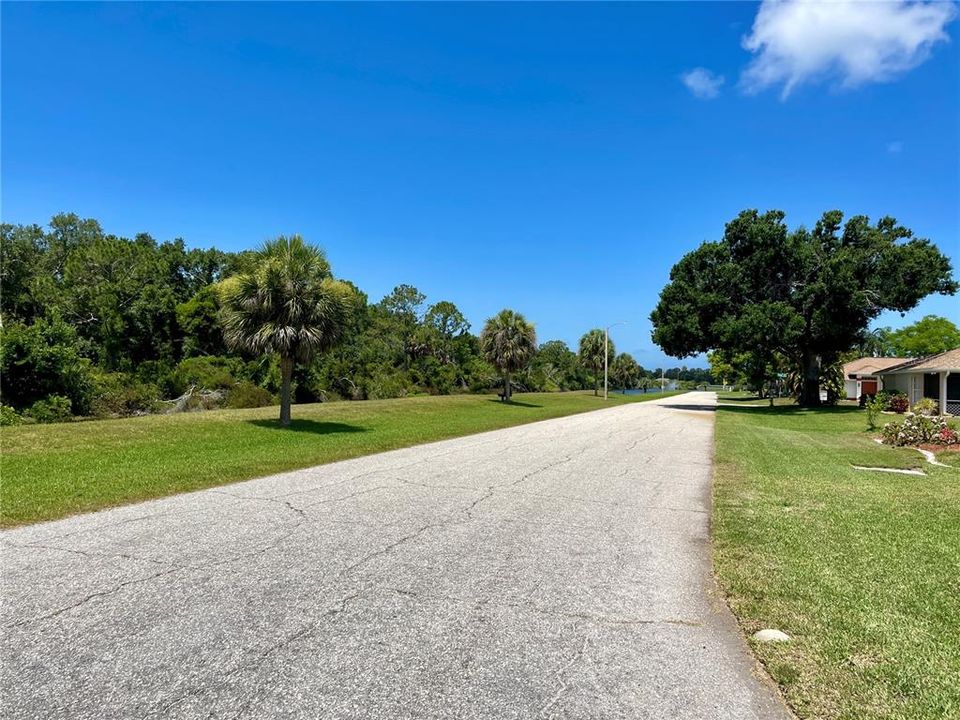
xmin=651 ymin=210 xmax=957 ymax=406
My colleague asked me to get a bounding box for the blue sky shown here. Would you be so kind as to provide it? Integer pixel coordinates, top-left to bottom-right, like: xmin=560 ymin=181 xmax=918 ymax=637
xmin=3 ymin=2 xmax=958 ymax=368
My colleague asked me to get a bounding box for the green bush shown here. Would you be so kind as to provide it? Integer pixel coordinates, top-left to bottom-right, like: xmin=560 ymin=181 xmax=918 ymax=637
xmin=874 ymin=389 xmax=894 ymax=409
xmin=226 ymin=382 xmax=275 ymax=409
xmin=133 ymin=360 xmax=176 ymax=396
xmin=366 ymin=370 xmax=413 ymax=400
xmin=90 ymin=372 xmax=162 ymax=417
xmin=24 ymin=395 xmax=73 ymax=424
xmin=0 ymin=314 xmax=95 ymax=414
xmin=170 ymin=356 xmax=238 ymax=396
xmin=0 ymin=405 xmax=23 ymax=426
xmin=865 ymin=394 xmax=886 ymax=430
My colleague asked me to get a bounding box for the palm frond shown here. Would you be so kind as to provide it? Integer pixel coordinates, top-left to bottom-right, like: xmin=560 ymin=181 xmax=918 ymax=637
xmin=220 ymin=235 xmax=352 ymax=363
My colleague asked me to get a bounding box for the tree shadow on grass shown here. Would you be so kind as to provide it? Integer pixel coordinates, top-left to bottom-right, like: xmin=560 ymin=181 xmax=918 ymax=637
xmin=486 ymin=399 xmax=543 ymax=408
xmin=717 ymin=404 xmax=864 ymax=416
xmin=246 ymin=419 xmax=368 ymax=434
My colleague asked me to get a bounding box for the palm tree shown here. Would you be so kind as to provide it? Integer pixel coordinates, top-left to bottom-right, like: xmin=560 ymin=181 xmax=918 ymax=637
xmin=479 ymin=309 xmax=536 ymax=402
xmin=220 ymin=235 xmax=354 ymax=426
xmin=578 ymin=329 xmax=615 ymax=396
xmin=611 ymin=353 xmax=640 ymax=393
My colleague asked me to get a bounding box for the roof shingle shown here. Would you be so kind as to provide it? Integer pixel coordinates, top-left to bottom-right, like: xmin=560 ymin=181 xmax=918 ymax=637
xmin=879 ymin=348 xmax=960 ymax=373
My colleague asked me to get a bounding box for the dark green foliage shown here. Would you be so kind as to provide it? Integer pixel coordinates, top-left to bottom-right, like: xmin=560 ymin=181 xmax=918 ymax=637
xmin=24 ymin=395 xmax=73 ymax=424
xmin=0 ymin=223 xmax=46 ymax=320
xmin=0 ymin=314 xmax=95 ymax=414
xmin=1 ymin=213 xmax=676 ymax=420
xmin=521 ymin=340 xmax=589 ymax=392
xmin=90 ymin=372 xmax=162 ymax=417
xmin=176 ymin=286 xmax=228 ymax=358
xmin=652 ymin=209 xmax=957 ymax=405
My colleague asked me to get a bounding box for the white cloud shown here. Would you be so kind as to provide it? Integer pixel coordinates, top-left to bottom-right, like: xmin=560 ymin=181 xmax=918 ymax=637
xmin=741 ymin=0 xmax=957 ymax=98
xmin=680 ymin=67 xmax=725 ymax=99
xmin=887 ymin=140 xmax=904 ymax=154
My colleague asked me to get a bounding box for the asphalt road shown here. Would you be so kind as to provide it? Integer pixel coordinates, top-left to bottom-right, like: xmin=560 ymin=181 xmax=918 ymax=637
xmin=1 ymin=392 xmax=790 ymax=719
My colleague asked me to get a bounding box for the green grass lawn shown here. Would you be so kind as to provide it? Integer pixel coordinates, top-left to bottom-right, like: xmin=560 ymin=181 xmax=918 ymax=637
xmin=1 ymin=390 xmax=677 ymax=527
xmin=714 ymin=401 xmax=960 ymax=720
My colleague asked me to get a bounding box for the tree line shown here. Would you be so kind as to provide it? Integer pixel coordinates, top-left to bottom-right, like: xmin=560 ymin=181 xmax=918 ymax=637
xmin=1 ymin=214 xmax=685 ymax=424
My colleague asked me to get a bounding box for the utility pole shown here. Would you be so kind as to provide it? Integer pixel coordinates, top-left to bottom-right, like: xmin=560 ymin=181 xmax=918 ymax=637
xmin=603 ymin=321 xmax=628 ymax=400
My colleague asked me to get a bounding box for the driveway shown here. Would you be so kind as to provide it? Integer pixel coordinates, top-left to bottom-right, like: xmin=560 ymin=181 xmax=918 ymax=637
xmin=1 ymin=392 xmax=789 ymax=719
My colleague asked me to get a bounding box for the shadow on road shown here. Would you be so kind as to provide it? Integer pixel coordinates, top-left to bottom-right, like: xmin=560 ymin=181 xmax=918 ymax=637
xmin=247 ymin=419 xmax=368 ymax=434
xmin=659 ymin=403 xmax=717 ymax=412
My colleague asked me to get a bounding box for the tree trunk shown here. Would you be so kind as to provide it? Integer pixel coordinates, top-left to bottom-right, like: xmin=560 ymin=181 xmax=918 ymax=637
xmin=593 ymin=375 xmax=598 ymax=396
xmin=505 ymin=372 xmax=512 ymax=401
xmin=279 ymin=356 xmax=294 ymax=425
xmin=799 ymin=351 xmax=821 ymax=407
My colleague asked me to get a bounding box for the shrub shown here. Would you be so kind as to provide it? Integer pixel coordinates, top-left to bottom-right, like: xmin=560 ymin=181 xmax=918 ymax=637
xmin=24 ymin=395 xmax=73 ymax=424
xmin=0 ymin=405 xmax=23 ymax=426
xmin=935 ymin=426 xmax=960 ymax=446
xmin=90 ymin=372 xmax=162 ymax=417
xmin=170 ymin=356 xmax=237 ymax=396
xmin=133 ymin=361 xmax=176 ymax=396
xmin=888 ymin=394 xmax=909 ymax=414
xmin=874 ymin=389 xmax=894 ymax=409
xmin=0 ymin=314 xmax=95 ymax=414
xmin=865 ymin=394 xmax=886 ymax=430
xmin=881 ymin=414 xmax=958 ymax=446
xmin=226 ymin=382 xmax=275 ymax=409
xmin=366 ymin=370 xmax=413 ymax=400
xmin=912 ymin=397 xmax=938 ymax=416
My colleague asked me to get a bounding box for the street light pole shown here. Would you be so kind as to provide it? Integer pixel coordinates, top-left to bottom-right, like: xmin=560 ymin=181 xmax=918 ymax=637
xmin=603 ymin=321 xmax=628 ymax=400
xmin=604 ymin=328 xmax=609 ymax=400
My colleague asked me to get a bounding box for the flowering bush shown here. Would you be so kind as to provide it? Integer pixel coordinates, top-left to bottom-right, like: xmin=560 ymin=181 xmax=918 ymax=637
xmin=936 ymin=426 xmax=960 ymax=446
xmin=888 ymin=394 xmax=910 ymax=414
xmin=881 ymin=414 xmax=959 ymax=446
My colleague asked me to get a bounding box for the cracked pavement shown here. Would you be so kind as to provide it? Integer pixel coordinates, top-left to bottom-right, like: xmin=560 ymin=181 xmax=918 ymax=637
xmin=1 ymin=392 xmax=789 ymax=719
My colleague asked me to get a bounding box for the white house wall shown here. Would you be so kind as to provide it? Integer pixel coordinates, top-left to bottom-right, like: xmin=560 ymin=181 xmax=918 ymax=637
xmin=844 ymin=379 xmax=859 ymax=400
xmin=881 ymin=374 xmax=911 ymax=395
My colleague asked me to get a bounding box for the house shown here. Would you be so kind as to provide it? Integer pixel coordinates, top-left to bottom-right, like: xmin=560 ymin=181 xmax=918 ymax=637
xmin=876 ymin=348 xmax=960 ymax=416
xmin=842 ymin=357 xmax=909 ymax=401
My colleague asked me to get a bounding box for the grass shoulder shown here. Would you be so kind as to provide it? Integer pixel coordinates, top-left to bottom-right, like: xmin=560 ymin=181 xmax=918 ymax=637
xmin=1 ymin=389 xmax=680 ymax=527
xmin=713 ymin=400 xmax=959 ymax=719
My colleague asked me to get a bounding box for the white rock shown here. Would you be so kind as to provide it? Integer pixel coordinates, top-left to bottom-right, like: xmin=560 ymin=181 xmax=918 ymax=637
xmin=752 ymin=629 xmax=790 ymax=643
